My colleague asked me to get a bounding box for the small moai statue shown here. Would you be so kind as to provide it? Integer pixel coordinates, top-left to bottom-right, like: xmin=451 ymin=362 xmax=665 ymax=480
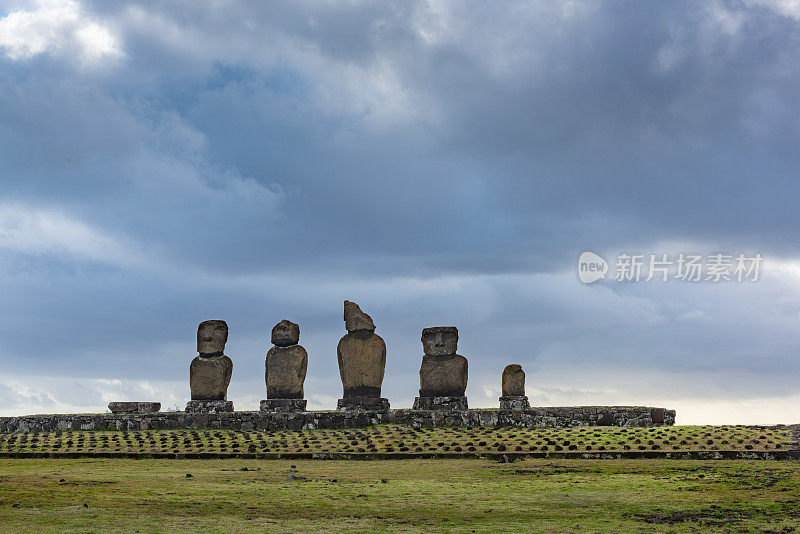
xmin=336 ymin=300 xmax=390 ymax=411
xmin=185 ymin=320 xmax=234 ymax=413
xmin=499 ymin=364 xmax=530 ymax=410
xmin=413 ymin=326 xmax=469 ymax=411
xmin=260 ymin=319 xmax=308 ymax=412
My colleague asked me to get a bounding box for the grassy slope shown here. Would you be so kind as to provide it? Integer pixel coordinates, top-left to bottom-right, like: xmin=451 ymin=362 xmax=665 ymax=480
xmin=0 ymin=458 xmax=799 ymax=532
xmin=0 ymin=425 xmax=793 ymax=456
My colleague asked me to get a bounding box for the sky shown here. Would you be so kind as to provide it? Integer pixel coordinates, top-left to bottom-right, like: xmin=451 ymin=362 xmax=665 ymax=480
xmin=1 ymin=0 xmax=800 ymax=424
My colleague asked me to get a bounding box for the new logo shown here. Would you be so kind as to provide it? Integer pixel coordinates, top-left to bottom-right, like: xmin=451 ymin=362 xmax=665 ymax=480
xmin=578 ymin=251 xmax=608 ymax=284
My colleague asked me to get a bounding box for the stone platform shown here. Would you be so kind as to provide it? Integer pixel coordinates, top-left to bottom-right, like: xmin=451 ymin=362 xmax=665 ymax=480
xmin=0 ymin=406 xmax=675 ymax=433
xmin=413 ymin=396 xmax=468 ymax=411
xmin=499 ymin=396 xmax=530 ymax=410
xmin=108 ymin=402 xmax=161 ymax=414
xmin=260 ymin=399 xmax=307 ymax=413
xmin=337 ymin=397 xmax=390 ymax=412
xmin=185 ymin=400 xmax=234 ymax=413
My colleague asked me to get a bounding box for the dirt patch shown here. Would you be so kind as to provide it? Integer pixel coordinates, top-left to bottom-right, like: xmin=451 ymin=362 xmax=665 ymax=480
xmin=629 ymin=506 xmax=753 ymax=526
xmin=630 ymin=502 xmax=800 ymax=527
xmin=484 ymin=463 xmax=583 ymax=476
xmin=59 ymin=480 xmax=117 ymax=486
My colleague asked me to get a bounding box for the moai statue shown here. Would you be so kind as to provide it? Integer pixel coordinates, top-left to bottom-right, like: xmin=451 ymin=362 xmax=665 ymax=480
xmin=499 ymin=364 xmax=530 ymax=410
xmin=413 ymin=326 xmax=469 ymax=411
xmin=260 ymin=319 xmax=308 ymax=412
xmin=336 ymin=300 xmax=389 ymax=411
xmin=185 ymin=320 xmax=234 ymax=413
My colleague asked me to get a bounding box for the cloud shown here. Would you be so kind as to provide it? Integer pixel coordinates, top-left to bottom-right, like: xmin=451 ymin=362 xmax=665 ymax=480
xmin=746 ymin=0 xmax=800 ymax=20
xmin=0 ymin=376 xmax=186 ymax=416
xmin=0 ymin=0 xmax=121 ymax=63
xmin=0 ymin=203 xmax=141 ymax=266
xmin=1 ymin=0 xmax=799 ymax=422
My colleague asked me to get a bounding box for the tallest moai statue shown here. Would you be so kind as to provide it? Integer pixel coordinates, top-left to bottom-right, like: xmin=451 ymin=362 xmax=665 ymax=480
xmin=336 ymin=300 xmax=390 ymax=411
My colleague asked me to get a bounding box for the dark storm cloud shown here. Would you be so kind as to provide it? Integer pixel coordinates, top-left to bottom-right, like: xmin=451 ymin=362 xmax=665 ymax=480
xmin=1 ymin=0 xmax=800 ymax=419
xmin=107 ymin=1 xmax=800 ymax=265
xmin=7 ymin=0 xmax=800 ymax=274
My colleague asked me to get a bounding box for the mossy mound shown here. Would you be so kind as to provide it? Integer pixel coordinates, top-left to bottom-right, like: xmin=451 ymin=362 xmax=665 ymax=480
xmin=0 ymin=425 xmax=792 ymax=456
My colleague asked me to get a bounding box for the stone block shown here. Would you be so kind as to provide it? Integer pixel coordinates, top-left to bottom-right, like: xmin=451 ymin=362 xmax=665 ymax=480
xmin=650 ymin=407 xmax=665 ymax=424
xmin=413 ymin=396 xmax=468 ymax=411
xmin=336 ymin=397 xmax=390 ymax=412
xmin=108 ymin=402 xmax=161 ymax=414
xmin=185 ymin=400 xmax=234 ymax=414
xmin=499 ymin=396 xmax=530 ymax=410
xmin=260 ymin=399 xmax=307 ymax=413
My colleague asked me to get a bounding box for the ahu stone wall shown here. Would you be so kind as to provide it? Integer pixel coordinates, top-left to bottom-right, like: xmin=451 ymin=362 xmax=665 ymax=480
xmin=0 ymin=406 xmax=675 ymax=433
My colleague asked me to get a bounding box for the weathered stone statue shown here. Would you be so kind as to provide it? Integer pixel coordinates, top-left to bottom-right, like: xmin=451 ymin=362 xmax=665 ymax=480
xmin=261 ymin=319 xmax=308 ymax=412
xmin=499 ymin=364 xmax=530 ymax=410
xmin=413 ymin=326 xmax=469 ymax=410
xmin=336 ymin=300 xmax=389 ymax=411
xmin=186 ymin=320 xmax=234 ymax=413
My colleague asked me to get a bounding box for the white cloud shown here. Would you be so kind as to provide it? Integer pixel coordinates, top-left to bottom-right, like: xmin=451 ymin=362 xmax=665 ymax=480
xmin=0 ymin=376 xmax=185 ymax=416
xmin=669 ymin=396 xmax=800 ymax=425
xmin=746 ymin=0 xmax=800 ymax=20
xmin=0 ymin=0 xmax=121 ymax=63
xmin=0 ymin=203 xmax=141 ymax=266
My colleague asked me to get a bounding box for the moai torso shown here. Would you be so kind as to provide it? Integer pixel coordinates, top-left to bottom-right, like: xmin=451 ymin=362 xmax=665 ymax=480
xmin=502 ymin=364 xmax=525 ymax=397
xmin=337 ymin=330 xmax=387 ymax=398
xmin=419 ymin=354 xmax=468 ymax=397
xmin=266 ymin=345 xmax=308 ymax=399
xmin=190 ymin=354 xmax=233 ymax=401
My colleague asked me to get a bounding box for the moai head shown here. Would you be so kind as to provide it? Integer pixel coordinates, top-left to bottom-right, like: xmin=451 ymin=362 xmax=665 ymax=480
xmin=197 ymin=320 xmax=228 ymax=354
xmin=343 ymin=300 xmax=375 ymax=332
xmin=271 ymin=319 xmax=300 ymax=347
xmin=421 ymin=326 xmax=458 ymax=356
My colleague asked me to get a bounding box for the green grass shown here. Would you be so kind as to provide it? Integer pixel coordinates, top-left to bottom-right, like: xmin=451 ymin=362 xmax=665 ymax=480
xmin=0 ymin=458 xmax=799 ymax=532
xmin=0 ymin=425 xmax=792 ymax=456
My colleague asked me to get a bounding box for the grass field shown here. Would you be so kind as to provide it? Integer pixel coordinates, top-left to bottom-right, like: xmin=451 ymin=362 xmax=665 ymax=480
xmin=0 ymin=425 xmax=793 ymax=456
xmin=0 ymin=457 xmax=799 ymax=532
xmin=0 ymin=425 xmax=797 ymax=532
